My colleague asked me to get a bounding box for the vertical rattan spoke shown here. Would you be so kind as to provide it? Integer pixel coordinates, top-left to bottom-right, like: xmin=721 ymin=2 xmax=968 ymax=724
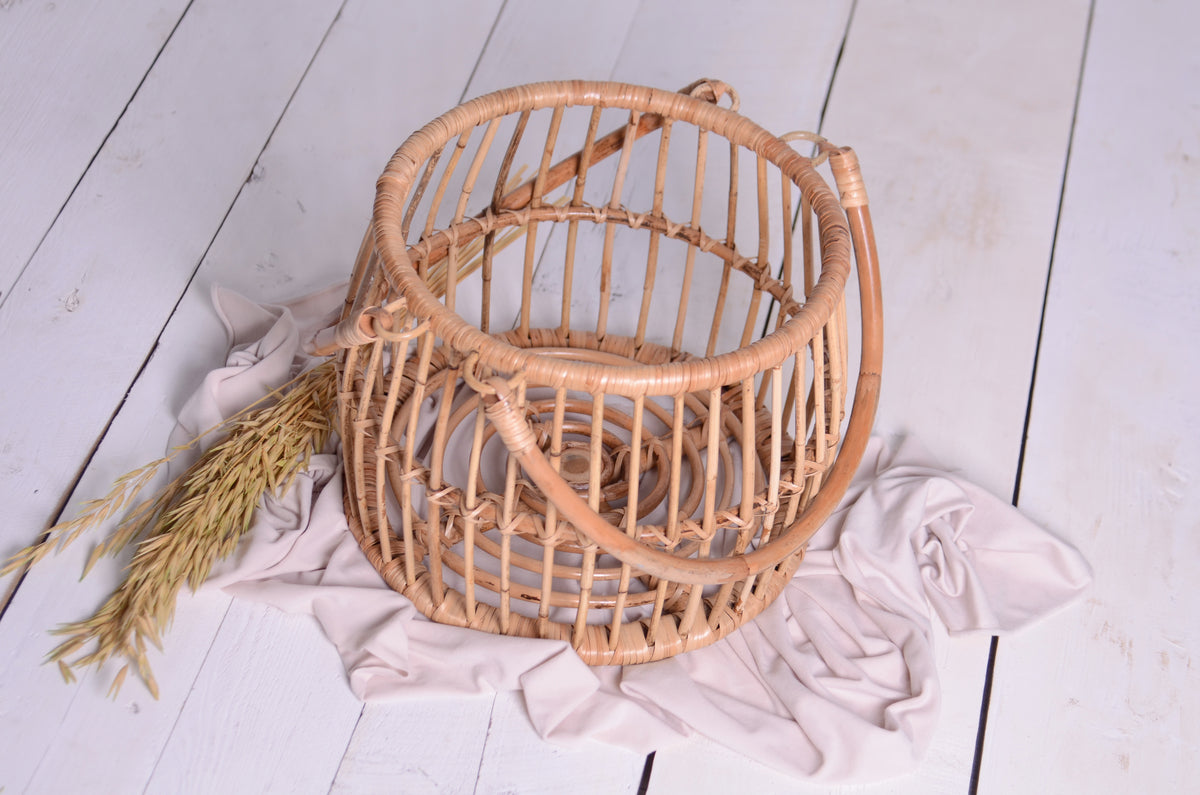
xmin=781 ymin=176 xmax=795 ymax=294
xmin=736 ymin=155 xmax=771 ymax=349
xmin=351 ymin=338 xmax=385 ymax=552
xmin=399 ymin=330 xmax=436 ymax=585
xmin=480 ymin=226 xmax=495 ymax=335
xmin=560 ymin=106 xmax=603 ymax=339
xmin=711 ymin=377 xmax=761 ymax=623
xmin=801 ymin=190 xmax=815 ymax=299
xmin=747 ymin=367 xmax=784 ymax=603
xmin=403 ymin=146 xmax=443 ymax=242
xmin=679 ymin=386 xmax=721 ymax=637
xmin=492 ymin=110 xmax=531 ymax=210
xmin=423 ymin=128 xmax=474 ymax=242
xmin=572 ymin=391 xmax=606 ymax=645
xmin=672 ymin=126 xmax=708 ymax=353
xmin=535 ymin=107 xmax=565 ymax=205
xmin=608 ymin=395 xmax=644 ymax=651
xmin=538 ymin=386 xmax=567 ymax=636
xmin=498 ymin=380 xmax=527 ymax=634
xmin=463 ymin=398 xmax=487 ymax=624
xmin=767 ymin=365 xmax=783 ymax=522
xmin=454 ymin=119 xmax=502 ymax=223
xmin=517 ymin=226 xmax=539 ymax=340
xmin=706 ymin=265 xmax=732 ymax=358
xmin=806 ymin=326 xmax=828 ymax=507
xmin=704 ymin=140 xmax=740 ymax=357
xmin=374 ymin=330 xmax=418 ymax=565
xmin=597 ymin=109 xmax=642 ymax=340
xmin=784 ymin=348 xmax=806 ymax=528
xmin=635 ymin=120 xmax=673 ymax=349
xmin=666 ymin=394 xmax=685 ymax=544
xmin=827 ymin=311 xmax=846 ymax=434
xmin=445 ymin=119 xmax=502 ymax=314
xmin=426 ymin=364 xmax=461 ymax=607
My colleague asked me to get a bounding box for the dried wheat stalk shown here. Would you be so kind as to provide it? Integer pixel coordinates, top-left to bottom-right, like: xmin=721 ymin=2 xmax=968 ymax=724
xmin=29 ymin=362 xmax=337 ymax=697
xmin=3 ymin=205 xmax=538 ymax=697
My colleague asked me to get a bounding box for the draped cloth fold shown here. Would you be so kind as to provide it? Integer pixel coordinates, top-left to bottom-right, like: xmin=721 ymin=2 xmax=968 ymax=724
xmin=191 ymin=286 xmax=1091 ymax=783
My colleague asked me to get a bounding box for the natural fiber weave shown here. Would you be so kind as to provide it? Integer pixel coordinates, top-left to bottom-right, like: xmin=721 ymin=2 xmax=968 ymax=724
xmin=325 ymin=79 xmax=882 ymax=664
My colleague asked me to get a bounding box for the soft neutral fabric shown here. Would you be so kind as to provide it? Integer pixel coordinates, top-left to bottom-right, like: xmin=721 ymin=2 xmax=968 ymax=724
xmin=189 ymin=286 xmax=1092 ymax=783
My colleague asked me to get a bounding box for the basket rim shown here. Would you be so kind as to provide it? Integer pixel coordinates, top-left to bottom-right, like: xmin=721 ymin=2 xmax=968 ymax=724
xmin=371 ymin=79 xmax=853 ymax=396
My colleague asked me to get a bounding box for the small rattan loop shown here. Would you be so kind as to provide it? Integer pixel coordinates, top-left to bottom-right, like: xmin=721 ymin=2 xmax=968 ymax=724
xmin=368 ymin=308 xmax=429 ymax=343
xmin=461 ymin=352 xmax=496 ymax=395
xmin=781 ymin=130 xmax=835 ymax=168
xmin=684 ymin=77 xmax=740 ymax=111
xmin=463 ymin=354 xmax=526 ymax=398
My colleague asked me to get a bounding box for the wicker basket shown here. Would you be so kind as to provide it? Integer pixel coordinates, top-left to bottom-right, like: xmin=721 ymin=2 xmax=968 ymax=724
xmin=321 ymin=79 xmax=882 ymax=664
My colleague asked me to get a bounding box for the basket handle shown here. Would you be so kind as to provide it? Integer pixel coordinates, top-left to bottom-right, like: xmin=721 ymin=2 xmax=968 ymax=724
xmin=482 ymin=147 xmax=882 ymax=586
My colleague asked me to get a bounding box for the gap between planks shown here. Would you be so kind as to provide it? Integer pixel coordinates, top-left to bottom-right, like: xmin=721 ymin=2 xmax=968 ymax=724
xmin=967 ymin=2 xmax=1097 ymax=791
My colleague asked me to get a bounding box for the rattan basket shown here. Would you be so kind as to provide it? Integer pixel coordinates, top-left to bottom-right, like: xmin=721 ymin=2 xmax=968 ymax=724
xmin=320 ymin=79 xmax=882 ymax=664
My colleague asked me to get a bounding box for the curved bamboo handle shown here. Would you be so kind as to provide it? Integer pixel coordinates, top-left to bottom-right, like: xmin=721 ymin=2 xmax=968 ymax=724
xmin=482 ymin=151 xmax=882 ymax=586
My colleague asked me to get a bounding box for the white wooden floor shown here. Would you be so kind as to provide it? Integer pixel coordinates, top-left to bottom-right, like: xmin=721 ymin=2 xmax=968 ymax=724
xmin=1 ymin=1 xmax=1195 ymax=792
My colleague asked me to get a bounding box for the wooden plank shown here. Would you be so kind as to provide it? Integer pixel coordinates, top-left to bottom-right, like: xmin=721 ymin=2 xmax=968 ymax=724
xmin=474 ymin=691 xmax=645 ymax=795
xmin=979 ymin=0 xmax=1200 ymax=790
xmin=0 ymin=0 xmax=190 ymax=302
xmin=0 ymin=354 xmax=272 ymax=793
xmin=0 ymin=0 xmax=346 ymax=791
xmin=0 ymin=0 xmax=341 ymax=558
xmin=117 ymin=0 xmax=507 ymax=790
xmin=144 ymin=602 xmax=363 ymax=793
xmin=822 ymin=0 xmax=1090 ymax=498
xmin=329 ymin=695 xmax=495 ymax=794
xmin=448 ymin=1 xmax=859 ymax=789
xmin=647 ymin=0 xmax=1090 ymax=790
xmin=333 ymin=4 xmax=649 ymax=792
xmin=585 ymin=1 xmax=846 ymax=789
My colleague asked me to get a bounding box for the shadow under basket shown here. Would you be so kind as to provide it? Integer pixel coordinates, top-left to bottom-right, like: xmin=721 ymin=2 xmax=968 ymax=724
xmin=321 ymin=79 xmax=883 ymax=664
